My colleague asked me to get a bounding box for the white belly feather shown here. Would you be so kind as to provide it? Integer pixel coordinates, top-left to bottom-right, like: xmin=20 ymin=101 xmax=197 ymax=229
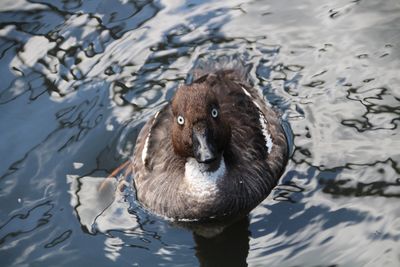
xmin=184 ymin=157 xmax=226 ymax=199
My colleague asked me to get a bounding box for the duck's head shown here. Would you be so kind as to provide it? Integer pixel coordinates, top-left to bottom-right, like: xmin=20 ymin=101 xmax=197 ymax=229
xmin=171 ymin=78 xmax=231 ymax=169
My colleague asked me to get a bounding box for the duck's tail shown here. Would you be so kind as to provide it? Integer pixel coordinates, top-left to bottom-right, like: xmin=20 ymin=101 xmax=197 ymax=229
xmin=98 ymin=160 xmax=132 ymax=193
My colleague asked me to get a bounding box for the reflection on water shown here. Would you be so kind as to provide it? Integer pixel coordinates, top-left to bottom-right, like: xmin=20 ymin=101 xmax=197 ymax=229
xmin=321 ymin=159 xmax=400 ymax=198
xmin=194 ymin=218 xmax=250 ymax=267
xmin=1 ymin=0 xmax=400 ymax=266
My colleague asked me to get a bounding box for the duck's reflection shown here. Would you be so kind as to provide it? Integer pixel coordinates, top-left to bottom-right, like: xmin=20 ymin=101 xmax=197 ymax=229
xmin=192 ymin=217 xmax=250 ymax=267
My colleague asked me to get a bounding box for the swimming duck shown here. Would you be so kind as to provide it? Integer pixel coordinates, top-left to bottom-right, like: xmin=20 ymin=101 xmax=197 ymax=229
xmin=132 ymin=64 xmax=288 ymax=222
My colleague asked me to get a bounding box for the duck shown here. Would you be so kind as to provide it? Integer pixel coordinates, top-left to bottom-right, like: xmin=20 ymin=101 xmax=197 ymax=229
xmin=132 ymin=63 xmax=289 ymax=223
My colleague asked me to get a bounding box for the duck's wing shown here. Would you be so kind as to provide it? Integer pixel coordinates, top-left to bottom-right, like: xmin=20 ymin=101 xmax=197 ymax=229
xmin=238 ymin=83 xmax=289 ymax=178
xmin=134 ymin=104 xmax=176 ymax=173
xmin=133 ymin=104 xmax=188 ymax=217
xmin=213 ymin=76 xmax=288 ymax=202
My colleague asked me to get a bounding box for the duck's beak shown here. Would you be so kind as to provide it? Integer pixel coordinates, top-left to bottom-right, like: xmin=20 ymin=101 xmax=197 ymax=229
xmin=192 ymin=123 xmax=217 ymax=164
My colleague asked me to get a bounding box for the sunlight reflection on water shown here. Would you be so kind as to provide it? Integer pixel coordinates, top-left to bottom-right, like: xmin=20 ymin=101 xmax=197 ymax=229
xmin=0 ymin=0 xmax=399 ymax=266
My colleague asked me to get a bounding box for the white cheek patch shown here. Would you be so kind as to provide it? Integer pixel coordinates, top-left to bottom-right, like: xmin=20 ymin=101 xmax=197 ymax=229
xmin=141 ymin=111 xmax=160 ymax=165
xmin=241 ymin=86 xmax=273 ymax=154
xmin=184 ymin=157 xmax=226 ymax=198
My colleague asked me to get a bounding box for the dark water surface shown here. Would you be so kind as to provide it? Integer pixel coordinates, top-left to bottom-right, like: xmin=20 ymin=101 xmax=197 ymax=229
xmin=1 ymin=0 xmax=399 ymax=266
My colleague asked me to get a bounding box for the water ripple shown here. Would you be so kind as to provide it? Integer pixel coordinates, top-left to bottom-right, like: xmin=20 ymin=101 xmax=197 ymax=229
xmin=0 ymin=0 xmax=399 ymax=266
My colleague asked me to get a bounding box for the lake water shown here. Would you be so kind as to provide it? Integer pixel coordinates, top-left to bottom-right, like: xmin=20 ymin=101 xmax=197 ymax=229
xmin=0 ymin=0 xmax=399 ymax=266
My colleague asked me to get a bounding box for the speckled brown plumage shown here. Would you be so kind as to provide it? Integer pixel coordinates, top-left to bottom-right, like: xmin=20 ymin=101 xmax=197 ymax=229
xmin=133 ymin=66 xmax=288 ymax=222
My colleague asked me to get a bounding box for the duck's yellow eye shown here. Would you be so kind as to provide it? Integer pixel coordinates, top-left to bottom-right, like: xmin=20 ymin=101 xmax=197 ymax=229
xmin=211 ymin=108 xmax=218 ymax=118
xmin=177 ymin=115 xmax=185 ymax=125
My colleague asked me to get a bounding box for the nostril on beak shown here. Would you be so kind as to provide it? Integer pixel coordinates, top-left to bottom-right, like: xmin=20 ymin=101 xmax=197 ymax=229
xmin=201 ymin=156 xmax=217 ymax=164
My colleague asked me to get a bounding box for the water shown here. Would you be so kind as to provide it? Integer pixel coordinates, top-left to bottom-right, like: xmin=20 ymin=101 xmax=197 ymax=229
xmin=0 ymin=0 xmax=399 ymax=266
